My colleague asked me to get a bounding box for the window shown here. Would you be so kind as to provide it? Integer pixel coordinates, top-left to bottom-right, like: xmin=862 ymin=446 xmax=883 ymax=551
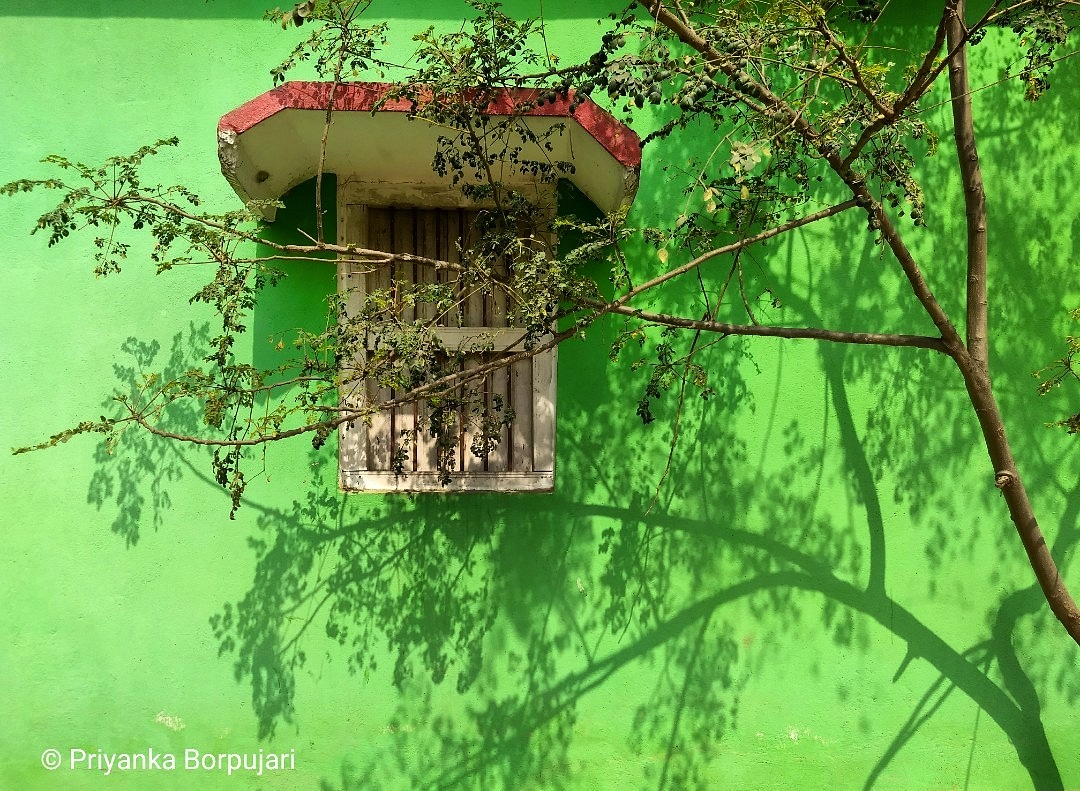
xmin=218 ymin=81 xmax=640 ymax=491
xmin=336 ymin=181 xmax=556 ymax=492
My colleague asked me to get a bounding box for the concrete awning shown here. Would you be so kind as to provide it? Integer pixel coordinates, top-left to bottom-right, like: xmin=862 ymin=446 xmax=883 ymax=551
xmin=217 ymin=81 xmax=641 ymax=220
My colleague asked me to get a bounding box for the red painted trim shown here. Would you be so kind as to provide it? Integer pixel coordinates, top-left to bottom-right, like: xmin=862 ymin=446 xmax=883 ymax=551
xmin=218 ymin=81 xmax=641 ymax=168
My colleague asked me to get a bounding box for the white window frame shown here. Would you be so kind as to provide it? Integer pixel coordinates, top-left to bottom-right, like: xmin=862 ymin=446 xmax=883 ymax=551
xmin=336 ymin=178 xmax=557 ymax=492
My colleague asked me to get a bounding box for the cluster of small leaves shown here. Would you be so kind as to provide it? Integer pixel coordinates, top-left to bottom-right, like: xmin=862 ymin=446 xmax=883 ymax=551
xmin=388 ymin=379 xmax=516 ymax=486
xmin=4 ymin=140 xmax=351 ymax=511
xmin=1 ymin=145 xmax=305 ymax=481
xmin=11 ymin=147 xmax=327 ymax=517
xmin=1034 ymin=307 xmax=1080 ymax=434
xmin=843 ymin=0 xmax=883 ymax=24
xmin=393 ymin=386 xmax=516 ymax=485
xmin=671 ymin=149 xmax=805 ymax=251
xmin=384 ymin=384 xmax=514 ymax=488
xmin=860 ymin=125 xmax=932 ymax=228
xmin=0 ymin=139 xmax=210 ymax=276
xmin=552 ymin=209 xmax=635 ymax=291
xmin=11 ymin=418 xmax=118 ymax=456
xmin=548 ymin=2 xmax=941 ymax=238
xmin=265 ymin=0 xmax=393 ymax=85
xmin=404 ymin=1 xmax=551 ymax=93
xmin=551 ymin=11 xmax=733 ymax=132
xmin=379 ymin=1 xmax=579 ymax=203
xmin=991 ymin=1 xmax=1074 ymax=100
xmin=428 ymin=119 xmax=573 ymax=190
xmin=612 ymin=330 xmax=714 ymax=425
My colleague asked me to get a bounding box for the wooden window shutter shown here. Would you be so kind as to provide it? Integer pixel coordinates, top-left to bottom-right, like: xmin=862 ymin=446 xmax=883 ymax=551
xmin=338 ymin=200 xmax=556 ymax=492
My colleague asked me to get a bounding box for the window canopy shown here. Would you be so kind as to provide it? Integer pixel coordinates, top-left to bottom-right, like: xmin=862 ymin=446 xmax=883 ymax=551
xmin=217 ymin=81 xmax=641 ymax=220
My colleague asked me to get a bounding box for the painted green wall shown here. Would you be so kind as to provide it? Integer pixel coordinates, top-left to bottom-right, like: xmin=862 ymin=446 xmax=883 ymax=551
xmin=1 ymin=2 xmax=1078 ymax=790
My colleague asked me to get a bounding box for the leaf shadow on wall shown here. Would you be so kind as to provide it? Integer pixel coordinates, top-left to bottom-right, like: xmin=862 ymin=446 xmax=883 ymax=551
xmin=84 ymin=323 xmax=216 ymax=546
xmin=81 ymin=226 xmax=1076 ymax=791
xmin=207 ymin=295 xmax=1072 ymax=791
xmin=83 ymin=48 xmax=1080 ymax=787
xmin=293 ymin=44 xmax=1080 ymax=786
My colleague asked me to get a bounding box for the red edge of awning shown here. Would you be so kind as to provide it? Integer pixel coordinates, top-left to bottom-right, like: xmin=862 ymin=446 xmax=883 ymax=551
xmin=218 ymin=81 xmax=642 ymax=170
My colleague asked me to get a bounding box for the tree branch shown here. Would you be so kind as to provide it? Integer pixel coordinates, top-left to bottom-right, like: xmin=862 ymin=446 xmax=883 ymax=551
xmin=634 ymin=0 xmax=966 ymax=353
xmin=948 ymin=0 xmax=990 ymax=367
xmin=131 ymin=194 xmax=466 ymax=272
xmin=613 ymin=199 xmax=860 ymax=309
xmin=942 ymin=1 xmax=1080 ymax=644
xmin=842 ymin=2 xmax=954 ymax=167
xmin=581 ymin=301 xmax=950 ymax=351
xmin=637 ymin=0 xmax=1080 ymax=647
xmin=121 ymin=323 xmax=580 ymax=449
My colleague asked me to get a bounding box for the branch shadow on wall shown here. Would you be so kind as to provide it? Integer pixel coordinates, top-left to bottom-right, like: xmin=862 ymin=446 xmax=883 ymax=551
xmin=81 ymin=42 xmax=1080 ymax=787
xmin=83 ymin=225 xmax=1077 ymax=791
xmin=84 ymin=195 xmax=1079 ymax=791
xmin=835 ymin=21 xmax=1080 ymax=789
xmin=213 ymin=266 xmax=1073 ymax=791
xmin=208 ymin=331 xmax=1074 ymax=791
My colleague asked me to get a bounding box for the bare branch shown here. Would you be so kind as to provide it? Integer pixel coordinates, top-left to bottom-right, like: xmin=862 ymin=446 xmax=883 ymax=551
xmin=583 ymin=301 xmax=950 ymax=352
xmin=614 ymin=199 xmax=860 ymax=309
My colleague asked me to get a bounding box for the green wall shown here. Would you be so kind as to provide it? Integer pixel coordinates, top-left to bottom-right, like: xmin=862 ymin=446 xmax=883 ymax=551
xmin=1 ymin=2 xmax=1078 ymax=790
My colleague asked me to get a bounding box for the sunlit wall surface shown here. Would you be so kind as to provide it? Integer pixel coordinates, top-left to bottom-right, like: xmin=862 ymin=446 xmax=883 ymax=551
xmin=1 ymin=2 xmax=1077 ymax=789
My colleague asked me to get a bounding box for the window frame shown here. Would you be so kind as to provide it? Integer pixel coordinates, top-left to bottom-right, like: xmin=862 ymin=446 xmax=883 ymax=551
xmin=335 ymin=178 xmax=558 ymax=493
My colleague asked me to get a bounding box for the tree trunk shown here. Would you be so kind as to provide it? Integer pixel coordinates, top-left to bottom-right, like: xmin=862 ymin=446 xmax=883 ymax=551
xmin=947 ymin=1 xmax=1080 ymax=643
